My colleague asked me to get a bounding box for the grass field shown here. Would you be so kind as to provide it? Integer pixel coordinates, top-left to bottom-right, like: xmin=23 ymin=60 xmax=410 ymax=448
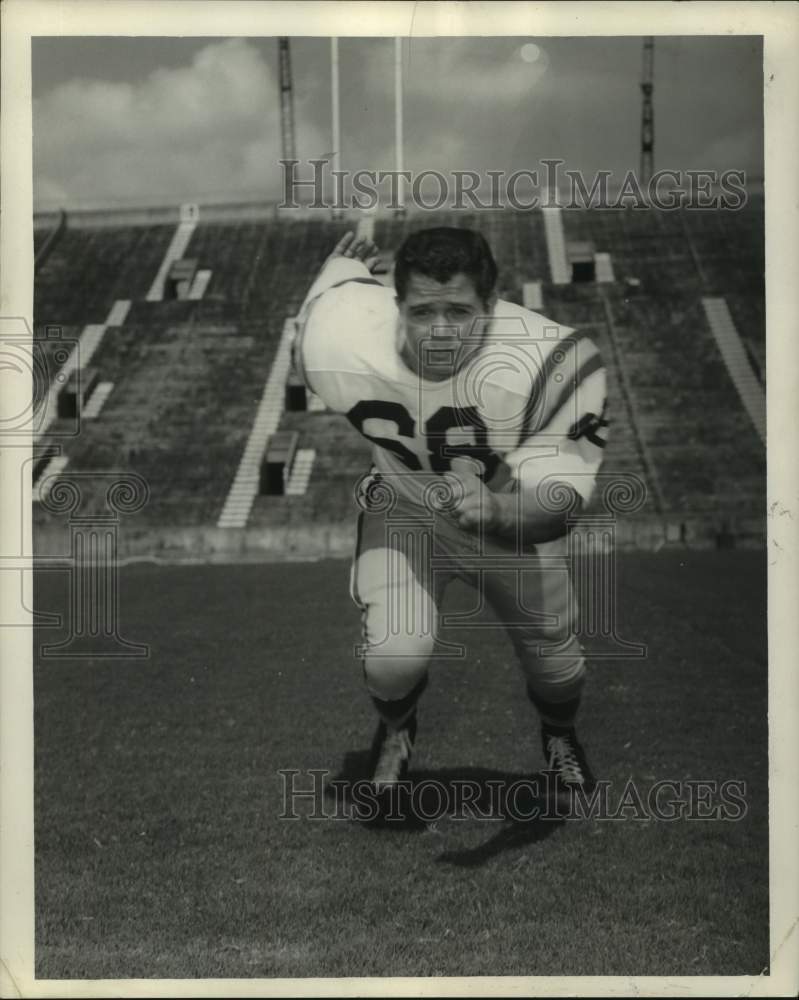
xmin=34 ymin=550 xmax=768 ymax=979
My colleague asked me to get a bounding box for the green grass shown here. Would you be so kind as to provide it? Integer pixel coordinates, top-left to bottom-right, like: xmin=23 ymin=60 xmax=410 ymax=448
xmin=34 ymin=551 xmax=768 ymax=978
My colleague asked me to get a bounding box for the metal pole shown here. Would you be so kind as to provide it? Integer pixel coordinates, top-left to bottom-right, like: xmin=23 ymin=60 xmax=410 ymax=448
xmin=640 ymin=37 xmax=655 ymax=191
xmin=278 ymin=38 xmax=296 ymax=163
xmin=394 ymin=37 xmax=405 ymax=211
xmin=331 ymin=37 xmax=341 ymax=216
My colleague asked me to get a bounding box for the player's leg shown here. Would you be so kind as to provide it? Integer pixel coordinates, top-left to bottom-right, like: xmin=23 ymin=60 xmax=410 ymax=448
xmin=350 ymin=501 xmax=451 ymax=789
xmin=480 ymin=534 xmax=595 ymax=795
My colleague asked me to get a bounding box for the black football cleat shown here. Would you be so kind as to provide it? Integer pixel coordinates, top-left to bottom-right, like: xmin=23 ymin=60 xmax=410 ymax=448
xmin=541 ymin=722 xmax=596 ymax=814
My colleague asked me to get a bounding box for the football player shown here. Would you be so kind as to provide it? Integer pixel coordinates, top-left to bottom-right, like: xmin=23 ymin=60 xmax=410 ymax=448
xmin=293 ymin=227 xmax=608 ymax=809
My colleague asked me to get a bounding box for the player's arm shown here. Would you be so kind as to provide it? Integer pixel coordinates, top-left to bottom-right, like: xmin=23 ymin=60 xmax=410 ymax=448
xmin=450 ymin=337 xmax=609 ymax=542
xmin=296 ymin=232 xmax=381 ymax=321
xmin=445 ymin=470 xmax=583 ymax=543
xmin=449 ymin=429 xmax=607 ymax=542
xmin=292 ymin=232 xmax=381 ymax=387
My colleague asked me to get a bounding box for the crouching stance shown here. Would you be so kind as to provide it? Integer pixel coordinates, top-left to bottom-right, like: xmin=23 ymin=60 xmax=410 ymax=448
xmin=294 ymin=227 xmax=608 ymax=808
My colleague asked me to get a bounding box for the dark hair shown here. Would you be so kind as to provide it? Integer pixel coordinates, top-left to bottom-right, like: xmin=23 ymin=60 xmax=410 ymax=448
xmin=394 ymin=227 xmax=498 ymax=304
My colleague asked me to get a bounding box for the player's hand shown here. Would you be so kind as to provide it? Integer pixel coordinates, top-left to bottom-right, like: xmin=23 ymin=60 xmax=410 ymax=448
xmin=442 ymin=472 xmax=500 ymax=534
xmin=328 ymin=231 xmax=381 ymax=271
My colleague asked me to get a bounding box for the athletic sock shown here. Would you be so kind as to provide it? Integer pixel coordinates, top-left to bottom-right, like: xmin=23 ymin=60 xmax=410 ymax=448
xmin=526 ymin=685 xmax=581 ymax=729
xmin=370 ymin=674 xmax=428 ymax=729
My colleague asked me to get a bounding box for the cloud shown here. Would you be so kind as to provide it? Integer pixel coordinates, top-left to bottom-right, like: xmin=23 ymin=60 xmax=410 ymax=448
xmin=33 ymin=39 xmax=324 ymax=208
xmin=367 ymin=38 xmax=550 ymax=106
xmin=353 ymin=35 xmax=762 ymax=185
xmin=32 ymin=36 xmax=763 ymax=211
xmin=333 ymin=38 xmax=553 ymax=180
xmin=692 ymin=126 xmax=763 ymax=176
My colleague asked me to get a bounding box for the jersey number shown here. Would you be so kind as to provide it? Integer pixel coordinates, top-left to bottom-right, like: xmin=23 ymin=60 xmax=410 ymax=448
xmin=347 ymin=400 xmax=502 ymax=483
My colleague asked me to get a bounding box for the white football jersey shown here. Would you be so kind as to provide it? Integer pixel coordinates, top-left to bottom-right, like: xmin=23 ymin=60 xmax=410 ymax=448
xmin=294 ymin=257 xmax=607 ymax=510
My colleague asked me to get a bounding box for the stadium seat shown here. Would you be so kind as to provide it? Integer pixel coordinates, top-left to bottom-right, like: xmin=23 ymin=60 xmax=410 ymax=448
xmin=567 ymin=241 xmax=596 ymax=283
xmin=57 ymin=366 xmax=100 ymax=419
xmin=166 ymin=258 xmax=199 ymax=300
xmin=284 ymin=370 xmax=307 ymax=411
xmin=260 ymin=430 xmax=300 ymax=496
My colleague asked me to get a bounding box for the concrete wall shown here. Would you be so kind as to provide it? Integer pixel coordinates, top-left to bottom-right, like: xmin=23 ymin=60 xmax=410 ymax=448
xmin=32 ymin=514 xmax=765 ymax=565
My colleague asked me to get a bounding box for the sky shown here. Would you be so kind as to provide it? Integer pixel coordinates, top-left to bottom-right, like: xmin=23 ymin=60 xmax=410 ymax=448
xmin=31 ymin=35 xmax=764 ymax=210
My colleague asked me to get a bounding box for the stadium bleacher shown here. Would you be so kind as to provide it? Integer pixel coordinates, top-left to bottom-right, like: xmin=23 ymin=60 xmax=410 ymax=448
xmin=560 ymin=200 xmax=764 ymax=518
xmin=33 ymin=217 xmax=351 ymax=528
xmin=34 ymin=225 xmax=176 ymax=328
xmin=32 ymin=201 xmax=766 ymax=547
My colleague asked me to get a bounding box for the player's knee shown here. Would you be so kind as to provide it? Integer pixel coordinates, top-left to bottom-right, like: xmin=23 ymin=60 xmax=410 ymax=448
xmin=362 ymin=632 xmax=434 ymax=701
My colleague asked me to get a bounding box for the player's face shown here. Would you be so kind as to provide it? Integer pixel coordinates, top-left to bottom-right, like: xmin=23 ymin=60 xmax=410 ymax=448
xmin=396 ymin=271 xmax=494 ymax=382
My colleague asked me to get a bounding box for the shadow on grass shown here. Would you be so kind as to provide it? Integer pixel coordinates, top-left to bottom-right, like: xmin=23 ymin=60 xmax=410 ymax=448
xmin=329 ymin=750 xmax=564 ymax=866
